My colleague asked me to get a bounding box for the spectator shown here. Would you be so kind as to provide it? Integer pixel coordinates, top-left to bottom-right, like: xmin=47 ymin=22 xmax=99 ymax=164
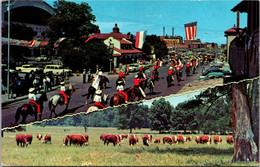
xmin=83 ymin=69 xmax=86 ymax=84
xmin=46 ymin=75 xmax=51 ymax=91
xmin=15 ymin=77 xmax=22 ymax=97
xmin=9 ymin=78 xmax=16 ymax=98
xmin=33 ymin=76 xmax=40 ymax=93
xmin=43 ymin=75 xmax=48 ymax=93
xmin=87 ymin=68 xmax=91 ymax=82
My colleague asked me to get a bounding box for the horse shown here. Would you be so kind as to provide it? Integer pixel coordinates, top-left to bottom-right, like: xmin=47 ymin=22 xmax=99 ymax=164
xmin=110 ymin=92 xmax=128 ymax=107
xmin=85 ymin=86 xmax=96 ymax=102
xmin=15 ymin=92 xmax=48 ymax=125
xmin=153 ymin=70 xmax=159 ymax=81
xmin=175 ymin=71 xmax=181 ymax=85
xmin=126 ymin=79 xmax=147 ymax=102
xmin=186 ymin=67 xmax=191 ymax=77
xmin=99 ymin=76 xmax=109 ymax=90
xmin=86 ymin=94 xmax=109 ymax=113
xmin=147 ymin=78 xmax=155 ymax=93
xmin=48 ymin=84 xmax=75 ymax=118
xmin=166 ymin=75 xmax=174 ymax=87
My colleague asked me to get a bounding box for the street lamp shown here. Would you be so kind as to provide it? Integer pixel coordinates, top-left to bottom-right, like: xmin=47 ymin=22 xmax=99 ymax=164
xmin=109 ymin=42 xmax=114 ymax=73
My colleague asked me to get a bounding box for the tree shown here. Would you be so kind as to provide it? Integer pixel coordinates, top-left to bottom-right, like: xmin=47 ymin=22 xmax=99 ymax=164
xmin=231 ymin=79 xmax=259 ymax=162
xmin=148 ymin=98 xmax=172 ymax=133
xmin=116 ymin=103 xmax=149 ymax=133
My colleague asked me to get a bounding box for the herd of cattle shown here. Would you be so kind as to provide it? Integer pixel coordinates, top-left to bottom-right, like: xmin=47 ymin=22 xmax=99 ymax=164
xmin=15 ymin=133 xmax=234 ymax=147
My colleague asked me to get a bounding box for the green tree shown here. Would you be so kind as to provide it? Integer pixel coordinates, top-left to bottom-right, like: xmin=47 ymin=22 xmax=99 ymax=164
xmin=149 ymin=98 xmax=172 ymax=133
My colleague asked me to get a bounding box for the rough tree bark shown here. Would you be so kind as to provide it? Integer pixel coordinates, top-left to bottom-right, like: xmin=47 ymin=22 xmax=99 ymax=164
xmin=231 ymin=78 xmax=259 ymax=162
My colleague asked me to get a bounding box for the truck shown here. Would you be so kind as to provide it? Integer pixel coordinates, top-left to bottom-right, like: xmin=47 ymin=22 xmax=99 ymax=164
xmin=16 ymin=64 xmax=43 ymax=73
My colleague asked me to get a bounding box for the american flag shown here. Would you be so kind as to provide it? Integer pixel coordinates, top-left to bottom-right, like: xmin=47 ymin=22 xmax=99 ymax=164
xmin=184 ymin=21 xmax=197 ymax=40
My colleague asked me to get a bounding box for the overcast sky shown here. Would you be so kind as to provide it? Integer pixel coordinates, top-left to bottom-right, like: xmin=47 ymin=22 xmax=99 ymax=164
xmin=46 ymin=0 xmax=247 ymax=45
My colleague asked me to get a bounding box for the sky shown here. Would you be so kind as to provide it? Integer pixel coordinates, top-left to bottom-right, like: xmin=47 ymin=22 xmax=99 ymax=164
xmin=143 ymin=90 xmax=202 ymax=108
xmin=45 ymin=0 xmax=247 ymax=45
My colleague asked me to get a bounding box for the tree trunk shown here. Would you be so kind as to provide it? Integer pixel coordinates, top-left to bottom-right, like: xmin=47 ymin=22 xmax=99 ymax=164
xmin=130 ymin=128 xmax=132 ymax=134
xmin=231 ymin=79 xmax=259 ymax=162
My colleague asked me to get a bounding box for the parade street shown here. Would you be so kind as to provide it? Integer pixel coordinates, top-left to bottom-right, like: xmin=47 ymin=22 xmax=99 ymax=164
xmin=2 ymin=62 xmax=208 ymax=128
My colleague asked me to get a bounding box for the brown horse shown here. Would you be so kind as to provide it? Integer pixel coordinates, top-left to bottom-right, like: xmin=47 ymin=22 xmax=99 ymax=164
xmin=110 ymin=93 xmax=126 ymax=107
xmin=126 ymin=79 xmax=147 ymax=102
xmin=99 ymin=76 xmax=109 ymax=90
xmin=15 ymin=92 xmax=48 ymax=125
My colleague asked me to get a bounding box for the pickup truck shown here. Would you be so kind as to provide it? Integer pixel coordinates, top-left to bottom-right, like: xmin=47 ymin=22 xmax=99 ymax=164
xmin=16 ymin=64 xmax=43 ymax=73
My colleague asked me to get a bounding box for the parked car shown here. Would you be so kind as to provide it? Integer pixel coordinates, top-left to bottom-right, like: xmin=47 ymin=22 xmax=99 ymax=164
xmin=43 ymin=64 xmax=72 ymax=75
xmin=128 ymin=64 xmax=140 ymax=72
xmin=16 ymin=64 xmax=43 ymax=73
xmin=36 ymin=55 xmax=49 ymax=62
xmin=199 ymin=72 xmax=225 ymax=81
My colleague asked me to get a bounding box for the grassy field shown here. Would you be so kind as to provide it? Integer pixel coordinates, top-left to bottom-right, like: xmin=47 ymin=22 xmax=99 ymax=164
xmin=1 ymin=126 xmax=259 ymax=166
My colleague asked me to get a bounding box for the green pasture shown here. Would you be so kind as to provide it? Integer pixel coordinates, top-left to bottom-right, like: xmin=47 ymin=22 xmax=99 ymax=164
xmin=1 ymin=126 xmax=259 ymax=166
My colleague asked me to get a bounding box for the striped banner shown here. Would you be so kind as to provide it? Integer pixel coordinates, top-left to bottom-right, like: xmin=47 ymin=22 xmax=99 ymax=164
xmin=135 ymin=30 xmax=147 ymax=49
xmin=184 ymin=21 xmax=197 ymax=40
xmin=54 ymin=37 xmax=66 ymax=48
xmin=2 ymin=37 xmax=47 ymax=47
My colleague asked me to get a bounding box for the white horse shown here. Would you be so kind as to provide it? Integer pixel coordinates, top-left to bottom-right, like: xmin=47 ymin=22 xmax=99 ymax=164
xmin=48 ymin=84 xmax=75 ymax=118
xmin=86 ymin=94 xmax=109 ymax=114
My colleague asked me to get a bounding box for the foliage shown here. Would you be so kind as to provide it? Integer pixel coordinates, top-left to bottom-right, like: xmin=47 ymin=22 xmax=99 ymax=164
xmin=149 ymin=98 xmax=173 ymax=132
xmin=143 ymin=35 xmax=168 ymax=59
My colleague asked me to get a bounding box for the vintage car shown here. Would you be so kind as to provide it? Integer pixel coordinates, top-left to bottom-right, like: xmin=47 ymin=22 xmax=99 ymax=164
xmin=16 ymin=64 xmax=43 ymax=73
xmin=43 ymin=64 xmax=72 ymax=75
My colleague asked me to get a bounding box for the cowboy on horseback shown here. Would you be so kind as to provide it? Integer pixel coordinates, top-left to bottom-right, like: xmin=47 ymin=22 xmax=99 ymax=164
xmin=138 ymin=66 xmax=146 ymax=79
xmin=153 ymin=65 xmax=159 ymax=81
xmin=116 ymin=80 xmax=128 ymax=102
xmin=28 ymin=88 xmax=41 ymax=115
xmin=168 ymin=67 xmax=175 ymax=81
xmin=59 ymin=81 xmax=68 ymax=104
xmin=94 ymin=89 xmax=105 ymax=109
xmin=134 ymin=75 xmax=146 ymax=98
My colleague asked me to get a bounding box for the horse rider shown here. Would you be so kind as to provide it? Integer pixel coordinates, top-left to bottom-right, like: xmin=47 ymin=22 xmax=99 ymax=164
xmin=134 ymin=75 xmax=146 ymax=98
xmin=117 ymin=70 xmax=126 ymax=86
xmin=147 ymin=70 xmax=154 ymax=88
xmin=94 ymin=89 xmax=105 ymax=109
xmin=186 ymin=61 xmax=191 ymax=76
xmin=28 ymin=88 xmax=41 ymax=115
xmin=168 ymin=67 xmax=175 ymax=81
xmin=153 ymin=65 xmax=159 ymax=80
xmin=116 ymin=80 xmax=128 ymax=102
xmin=138 ymin=66 xmax=146 ymax=79
xmin=59 ymin=81 xmax=68 ymax=104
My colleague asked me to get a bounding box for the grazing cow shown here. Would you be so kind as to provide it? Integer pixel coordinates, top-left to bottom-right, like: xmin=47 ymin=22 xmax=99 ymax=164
xmin=104 ymin=134 xmax=120 ymax=146
xmin=195 ymin=136 xmax=200 ymax=144
xmin=117 ymin=134 xmax=122 ymax=142
xmin=42 ymin=134 xmax=51 ymax=144
xmin=100 ymin=134 xmax=107 ymax=141
xmin=226 ymin=136 xmax=234 ymax=144
xmin=154 ymin=137 xmax=161 ymax=144
xmin=69 ymin=134 xmax=88 ymax=146
xmin=63 ymin=136 xmax=69 ymax=146
xmin=36 ymin=133 xmax=42 ymax=140
xmin=122 ymin=134 xmax=128 ymax=139
xmin=187 ymin=136 xmax=192 ymax=141
xmin=134 ymin=137 xmax=139 ymax=144
xmin=143 ymin=134 xmax=152 ymax=143
xmin=142 ymin=135 xmax=150 ymax=146
xmin=163 ymin=136 xmax=173 ymax=145
xmin=16 ymin=134 xmax=28 ymax=147
xmin=129 ymin=134 xmax=136 ymax=146
xmin=199 ymin=135 xmax=211 ymax=145
xmin=213 ymin=135 xmax=222 ymax=145
xmin=26 ymin=134 xmax=33 ymax=144
xmin=171 ymin=136 xmax=178 ymax=144
xmin=177 ymin=135 xmax=186 ymax=144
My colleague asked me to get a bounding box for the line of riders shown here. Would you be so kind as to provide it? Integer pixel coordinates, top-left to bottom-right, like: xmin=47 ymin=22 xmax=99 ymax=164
xmin=24 ymin=58 xmax=199 ymax=119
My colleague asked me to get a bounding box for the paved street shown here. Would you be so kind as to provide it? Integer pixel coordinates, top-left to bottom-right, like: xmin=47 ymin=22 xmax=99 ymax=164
xmin=1 ymin=62 xmax=223 ymax=128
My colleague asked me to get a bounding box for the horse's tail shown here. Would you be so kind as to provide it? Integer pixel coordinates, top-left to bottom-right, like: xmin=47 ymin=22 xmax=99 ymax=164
xmin=15 ymin=107 xmax=22 ymax=125
xmin=49 ymin=97 xmax=53 ymax=112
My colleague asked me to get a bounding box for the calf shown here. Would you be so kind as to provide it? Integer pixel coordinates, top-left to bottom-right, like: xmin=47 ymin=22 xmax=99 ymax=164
xmin=26 ymin=134 xmax=33 ymax=144
xmin=226 ymin=136 xmax=234 ymax=144
xmin=63 ymin=135 xmax=69 ymax=146
xmin=16 ymin=134 xmax=28 ymax=147
xmin=36 ymin=133 xmax=42 ymax=140
xmin=69 ymin=134 xmax=88 ymax=146
xmin=199 ymin=135 xmax=211 ymax=145
xmin=177 ymin=135 xmax=186 ymax=144
xmin=213 ymin=135 xmax=222 ymax=145
xmin=163 ymin=136 xmax=173 ymax=145
xmin=195 ymin=136 xmax=200 ymax=144
xmin=104 ymin=134 xmax=120 ymax=146
xmin=42 ymin=134 xmax=51 ymax=144
xmin=129 ymin=134 xmax=136 ymax=146
xmin=154 ymin=137 xmax=161 ymax=144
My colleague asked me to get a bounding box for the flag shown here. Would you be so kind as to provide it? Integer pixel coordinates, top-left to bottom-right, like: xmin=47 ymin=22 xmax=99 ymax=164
xmin=184 ymin=21 xmax=197 ymax=40
xmin=54 ymin=37 xmax=66 ymax=48
xmin=135 ymin=30 xmax=147 ymax=49
xmin=85 ymin=35 xmax=97 ymax=43
xmin=141 ymin=58 xmax=146 ymax=65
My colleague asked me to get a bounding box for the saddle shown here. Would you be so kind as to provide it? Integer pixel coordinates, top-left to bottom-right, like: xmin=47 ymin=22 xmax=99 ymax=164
xmin=28 ymin=103 xmax=37 ymax=113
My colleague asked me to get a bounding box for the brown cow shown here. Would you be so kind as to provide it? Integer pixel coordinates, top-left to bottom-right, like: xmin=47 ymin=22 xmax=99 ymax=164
xmin=226 ymin=136 xmax=234 ymax=144
xmin=117 ymin=134 xmax=122 ymax=142
xmin=16 ymin=134 xmax=28 ymax=147
xmin=143 ymin=134 xmax=152 ymax=142
xmin=154 ymin=137 xmax=161 ymax=144
xmin=69 ymin=134 xmax=88 ymax=146
xmin=63 ymin=135 xmax=69 ymax=146
xmin=104 ymin=134 xmax=120 ymax=146
xmin=199 ymin=135 xmax=211 ymax=145
xmin=213 ymin=135 xmax=222 ymax=145
xmin=36 ymin=133 xmax=42 ymax=140
xmin=171 ymin=135 xmax=178 ymax=144
xmin=187 ymin=136 xmax=192 ymax=141
xmin=129 ymin=134 xmax=136 ymax=146
xmin=163 ymin=136 xmax=173 ymax=145
xmin=42 ymin=134 xmax=51 ymax=144
xmin=142 ymin=135 xmax=151 ymax=146
xmin=134 ymin=137 xmax=139 ymax=144
xmin=122 ymin=134 xmax=128 ymax=139
xmin=195 ymin=136 xmax=200 ymax=144
xmin=177 ymin=135 xmax=186 ymax=144
xmin=26 ymin=134 xmax=33 ymax=144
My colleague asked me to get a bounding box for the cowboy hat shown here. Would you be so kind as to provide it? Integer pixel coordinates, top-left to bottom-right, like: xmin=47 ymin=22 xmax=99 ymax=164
xmin=29 ymin=88 xmax=35 ymax=93
xmin=135 ymin=75 xmax=138 ymax=78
